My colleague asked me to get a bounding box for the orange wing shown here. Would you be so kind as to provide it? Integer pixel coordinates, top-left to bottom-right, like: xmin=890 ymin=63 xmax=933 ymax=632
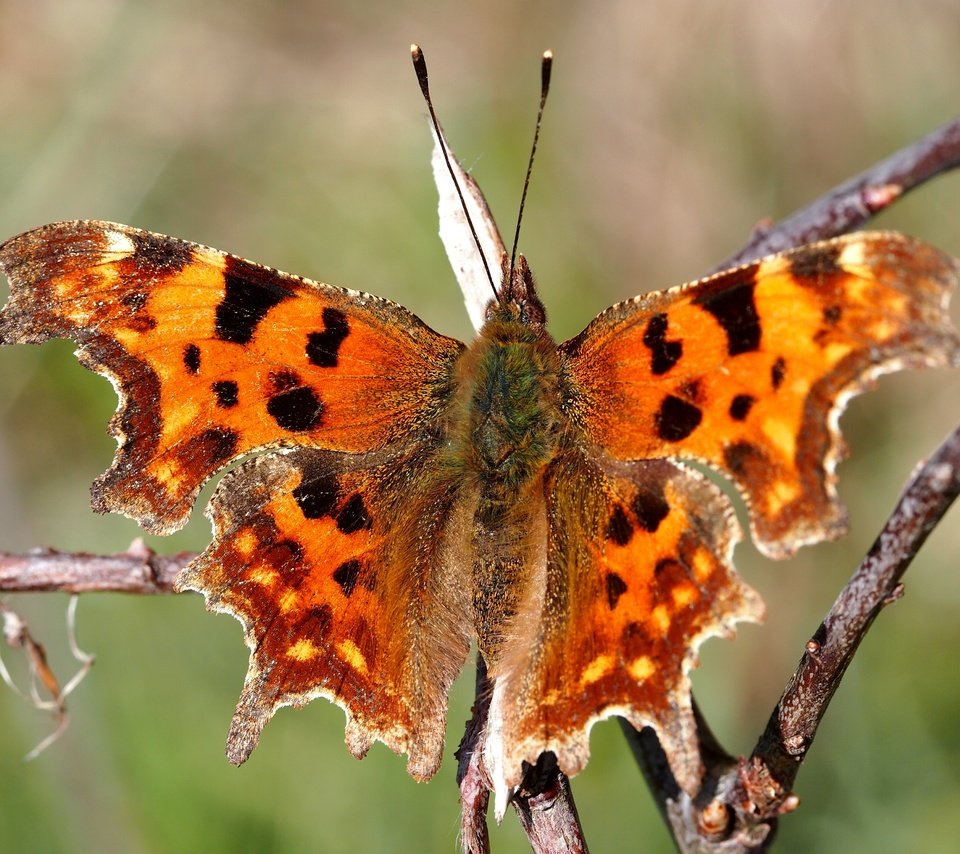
xmin=0 ymin=221 xmax=463 ymax=533
xmin=562 ymin=232 xmax=960 ymax=557
xmin=177 ymin=444 xmax=472 ymax=778
xmin=482 ymin=451 xmax=763 ymax=810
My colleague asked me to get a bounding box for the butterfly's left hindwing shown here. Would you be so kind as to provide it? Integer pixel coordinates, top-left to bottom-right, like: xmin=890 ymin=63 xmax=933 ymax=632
xmin=0 ymin=220 xmax=464 ymax=534
xmin=483 ymin=452 xmax=763 ymax=808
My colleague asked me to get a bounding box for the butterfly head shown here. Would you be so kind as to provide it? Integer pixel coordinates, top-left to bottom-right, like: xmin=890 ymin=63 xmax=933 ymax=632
xmin=489 ymin=253 xmax=546 ymax=327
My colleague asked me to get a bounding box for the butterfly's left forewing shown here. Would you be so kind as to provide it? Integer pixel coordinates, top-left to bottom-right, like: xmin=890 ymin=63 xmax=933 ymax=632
xmin=562 ymin=232 xmax=960 ymax=558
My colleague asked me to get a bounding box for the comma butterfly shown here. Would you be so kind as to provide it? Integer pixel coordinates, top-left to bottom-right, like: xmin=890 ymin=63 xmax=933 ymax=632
xmin=0 ymin=48 xmax=957 ymax=816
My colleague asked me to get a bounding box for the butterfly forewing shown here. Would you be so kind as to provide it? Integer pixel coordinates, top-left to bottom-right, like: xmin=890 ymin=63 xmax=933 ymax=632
xmin=0 ymin=221 xmax=464 ymax=534
xmin=561 ymin=232 xmax=960 ymax=558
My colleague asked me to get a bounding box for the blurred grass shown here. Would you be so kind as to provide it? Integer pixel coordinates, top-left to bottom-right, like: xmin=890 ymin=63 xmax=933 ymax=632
xmin=0 ymin=1 xmax=958 ymax=851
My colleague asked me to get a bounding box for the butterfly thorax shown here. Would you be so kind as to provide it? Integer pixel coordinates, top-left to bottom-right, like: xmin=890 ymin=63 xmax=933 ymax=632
xmin=451 ymin=307 xmax=563 ymax=496
xmin=445 ymin=262 xmax=568 ymax=660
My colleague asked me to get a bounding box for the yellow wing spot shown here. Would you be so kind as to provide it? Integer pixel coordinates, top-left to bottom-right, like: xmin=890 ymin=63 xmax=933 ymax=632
xmin=756 ymin=256 xmax=789 ymax=279
xmin=867 ymin=317 xmax=898 ymax=342
xmin=286 ymin=639 xmax=318 ymax=661
xmin=824 ymin=341 xmax=854 ymax=365
xmin=838 ymin=240 xmax=867 ymax=269
xmin=628 ymin=655 xmax=654 ymax=682
xmin=671 ymin=582 xmax=698 ymax=609
xmin=581 ymin=654 xmax=614 ymax=687
xmin=761 ymin=416 xmax=796 ymax=462
xmin=692 ymin=548 xmax=714 ymax=582
xmin=651 ymin=604 xmax=671 ymax=635
xmin=58 ymin=279 xmax=99 ymax=324
xmin=766 ymin=478 xmax=801 ymax=516
xmin=235 ymin=529 xmax=257 ymax=558
xmin=542 ymin=689 xmax=561 ymax=706
xmin=113 ymin=327 xmax=142 ymax=348
xmin=162 ymin=401 xmax=203 ymax=444
xmin=105 ymin=229 xmax=136 ymax=258
xmin=154 ymin=459 xmax=186 ymax=494
xmin=249 ymin=567 xmax=279 ymax=589
xmin=278 ymin=587 xmax=299 ymax=614
xmin=337 ymin=639 xmax=369 ymax=676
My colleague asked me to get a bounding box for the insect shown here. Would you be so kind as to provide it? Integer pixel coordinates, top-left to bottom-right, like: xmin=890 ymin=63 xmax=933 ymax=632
xmin=0 ymin=47 xmax=957 ymax=816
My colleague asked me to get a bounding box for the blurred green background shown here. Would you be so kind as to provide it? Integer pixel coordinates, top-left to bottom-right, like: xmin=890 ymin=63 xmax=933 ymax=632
xmin=1 ymin=1 xmax=958 ymax=851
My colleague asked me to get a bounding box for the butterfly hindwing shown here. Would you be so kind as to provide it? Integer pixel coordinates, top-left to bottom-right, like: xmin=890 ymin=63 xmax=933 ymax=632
xmin=0 ymin=220 xmax=463 ymax=534
xmin=562 ymin=232 xmax=960 ymax=557
xmin=482 ymin=451 xmax=763 ymax=807
xmin=177 ymin=441 xmax=473 ymax=778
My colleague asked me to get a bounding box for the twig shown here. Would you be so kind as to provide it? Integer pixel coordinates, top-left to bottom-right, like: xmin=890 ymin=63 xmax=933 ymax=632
xmin=0 ymin=540 xmax=192 ymax=594
xmin=741 ymin=423 xmax=960 ymax=827
xmin=457 ymin=658 xmax=493 ymax=854
xmin=511 ymin=758 xmax=588 ymax=854
xmin=712 ymin=114 xmax=960 ymax=270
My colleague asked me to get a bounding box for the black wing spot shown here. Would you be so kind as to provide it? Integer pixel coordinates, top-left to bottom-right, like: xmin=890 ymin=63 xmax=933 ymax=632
xmin=194 ymin=427 xmax=239 ymax=467
xmin=631 ymin=486 xmax=670 ymax=532
xmin=729 ymin=394 xmax=756 ymax=421
xmin=606 ymin=505 xmax=634 ymax=545
xmin=789 ymin=243 xmax=843 ymax=279
xmin=215 ymin=258 xmax=292 ymax=344
xmin=606 ymin=572 xmax=628 ymax=610
xmin=336 ymin=493 xmax=372 ymax=534
xmin=823 ymin=304 xmax=842 ymax=325
xmin=296 ymin=604 xmax=333 ymax=640
xmin=129 ymin=231 xmax=193 ymax=273
xmin=771 ymin=357 xmax=786 ymax=390
xmin=694 ymin=270 xmax=761 ymax=355
xmin=293 ymin=474 xmax=339 ymax=519
xmin=212 ymin=380 xmax=239 ymax=408
xmin=642 ymin=313 xmax=683 ymax=375
xmin=306 ymin=307 xmax=350 ymax=368
xmin=121 ymin=292 xmax=148 ymax=312
xmin=333 ymin=559 xmax=361 ymax=597
xmin=266 ymin=539 xmax=305 ymax=570
xmin=723 ymin=441 xmax=764 ymax=478
xmin=655 ymin=395 xmax=703 ymax=442
xmin=267 ymin=385 xmax=324 ymax=432
xmin=183 ymin=343 xmax=201 ymax=375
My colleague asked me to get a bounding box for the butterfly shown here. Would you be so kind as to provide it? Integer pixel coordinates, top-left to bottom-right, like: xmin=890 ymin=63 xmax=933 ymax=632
xmin=0 ymin=60 xmax=957 ymax=820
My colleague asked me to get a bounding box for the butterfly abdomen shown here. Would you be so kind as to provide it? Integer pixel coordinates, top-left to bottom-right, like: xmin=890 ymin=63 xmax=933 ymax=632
xmin=443 ymin=307 xmax=567 ymax=659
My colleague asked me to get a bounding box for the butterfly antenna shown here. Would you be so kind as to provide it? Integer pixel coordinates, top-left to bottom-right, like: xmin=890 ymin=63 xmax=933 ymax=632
xmin=411 ymin=44 xmax=498 ymax=302
xmin=508 ymin=50 xmax=553 ymax=282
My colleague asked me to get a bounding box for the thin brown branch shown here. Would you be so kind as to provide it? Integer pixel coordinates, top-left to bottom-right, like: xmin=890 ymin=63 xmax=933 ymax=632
xmin=0 ymin=540 xmax=193 ymax=594
xmin=456 ymin=656 xmax=589 ymax=854
xmin=457 ymin=657 xmax=493 ymax=854
xmin=741 ymin=422 xmax=960 ymax=824
xmin=511 ymin=757 xmax=588 ymax=854
xmin=712 ymin=114 xmax=960 ymax=271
